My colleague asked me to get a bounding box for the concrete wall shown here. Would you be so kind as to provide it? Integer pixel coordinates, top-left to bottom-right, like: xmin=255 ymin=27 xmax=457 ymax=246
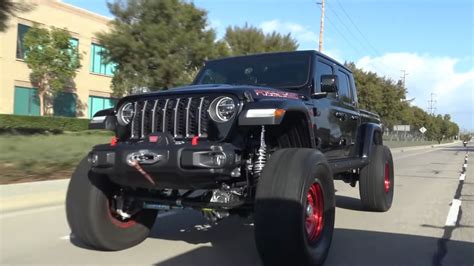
xmin=0 ymin=0 xmax=114 ymax=118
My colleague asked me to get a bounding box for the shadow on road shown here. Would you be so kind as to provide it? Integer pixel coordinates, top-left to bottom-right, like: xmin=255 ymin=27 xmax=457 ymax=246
xmin=149 ymin=210 xmax=473 ymax=266
xmin=335 ymin=195 xmax=363 ymax=211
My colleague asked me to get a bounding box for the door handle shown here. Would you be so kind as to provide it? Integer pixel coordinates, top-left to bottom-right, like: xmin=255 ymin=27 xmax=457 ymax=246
xmin=350 ymin=115 xmax=359 ymax=121
xmin=335 ymin=112 xmax=346 ymax=120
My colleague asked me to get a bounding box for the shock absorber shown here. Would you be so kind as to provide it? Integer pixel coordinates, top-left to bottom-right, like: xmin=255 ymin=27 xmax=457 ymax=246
xmin=253 ymin=125 xmax=267 ymax=177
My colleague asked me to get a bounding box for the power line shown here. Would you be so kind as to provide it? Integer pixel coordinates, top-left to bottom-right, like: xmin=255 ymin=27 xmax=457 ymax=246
xmin=317 ymin=4 xmax=364 ymax=58
xmin=334 ymin=0 xmax=382 ymax=57
xmin=325 ymin=2 xmax=369 ymax=55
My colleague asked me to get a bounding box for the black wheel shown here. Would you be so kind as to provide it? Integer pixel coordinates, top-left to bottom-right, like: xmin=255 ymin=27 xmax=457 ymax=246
xmin=359 ymin=145 xmax=394 ymax=212
xmin=254 ymin=148 xmax=335 ymax=266
xmin=66 ymin=157 xmax=158 ymax=251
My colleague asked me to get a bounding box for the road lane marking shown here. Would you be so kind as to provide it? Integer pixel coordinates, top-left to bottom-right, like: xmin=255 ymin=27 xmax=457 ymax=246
xmin=445 ymin=199 xmax=461 ymax=227
xmin=60 ymin=235 xmax=71 ymax=240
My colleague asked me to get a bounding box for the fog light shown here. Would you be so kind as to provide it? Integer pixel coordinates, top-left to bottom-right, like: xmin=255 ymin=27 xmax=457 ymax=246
xmin=88 ymin=153 xmax=99 ymax=166
xmin=213 ymin=153 xmax=226 ymax=167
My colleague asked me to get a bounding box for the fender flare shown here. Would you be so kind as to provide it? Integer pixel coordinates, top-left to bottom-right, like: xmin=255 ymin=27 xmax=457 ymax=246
xmin=238 ymin=100 xmax=316 ymax=147
xmin=88 ymin=108 xmax=117 ymax=130
xmin=355 ymin=122 xmax=383 ymax=158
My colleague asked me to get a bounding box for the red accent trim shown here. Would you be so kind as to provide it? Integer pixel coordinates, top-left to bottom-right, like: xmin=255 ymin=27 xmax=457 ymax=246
xmin=384 ymin=162 xmax=391 ymax=193
xmin=110 ymin=137 xmax=118 ymax=146
xmin=191 ymin=136 xmax=199 ymax=146
xmin=305 ymin=182 xmax=324 ymax=242
xmin=149 ymin=135 xmax=159 ymax=143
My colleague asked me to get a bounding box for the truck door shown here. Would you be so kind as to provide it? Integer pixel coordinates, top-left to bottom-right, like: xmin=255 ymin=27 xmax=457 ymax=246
xmin=335 ymin=68 xmax=360 ymax=157
xmin=312 ymin=58 xmax=343 ymax=160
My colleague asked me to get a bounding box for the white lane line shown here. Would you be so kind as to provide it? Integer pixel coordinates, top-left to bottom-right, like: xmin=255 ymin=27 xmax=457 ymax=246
xmin=60 ymin=235 xmax=71 ymax=240
xmin=445 ymin=199 xmax=462 ymax=227
xmin=459 ymin=174 xmax=466 ymax=181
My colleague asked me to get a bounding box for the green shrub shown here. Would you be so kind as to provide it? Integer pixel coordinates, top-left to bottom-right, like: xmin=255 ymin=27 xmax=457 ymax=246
xmin=0 ymin=114 xmax=90 ymax=134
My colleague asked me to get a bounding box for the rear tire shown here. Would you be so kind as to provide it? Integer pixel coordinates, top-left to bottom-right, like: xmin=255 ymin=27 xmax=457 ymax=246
xmin=255 ymin=148 xmax=335 ymax=266
xmin=359 ymin=145 xmax=394 ymax=212
xmin=66 ymin=157 xmax=157 ymax=251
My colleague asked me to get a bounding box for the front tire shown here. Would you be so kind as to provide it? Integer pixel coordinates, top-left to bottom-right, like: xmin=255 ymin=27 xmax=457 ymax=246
xmin=255 ymin=148 xmax=335 ymax=266
xmin=359 ymin=145 xmax=394 ymax=212
xmin=66 ymin=157 xmax=157 ymax=251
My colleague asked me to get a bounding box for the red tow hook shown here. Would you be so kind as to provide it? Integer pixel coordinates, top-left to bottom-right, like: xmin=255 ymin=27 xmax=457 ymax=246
xmin=129 ymin=160 xmax=156 ymax=185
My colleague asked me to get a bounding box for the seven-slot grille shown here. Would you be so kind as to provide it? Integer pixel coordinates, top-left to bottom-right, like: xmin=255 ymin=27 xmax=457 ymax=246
xmin=130 ymin=96 xmax=211 ymax=140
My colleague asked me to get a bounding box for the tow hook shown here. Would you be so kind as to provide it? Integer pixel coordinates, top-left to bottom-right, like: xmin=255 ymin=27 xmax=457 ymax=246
xmin=126 ymin=150 xmax=163 ymax=166
xmin=126 ymin=150 xmax=161 ymax=185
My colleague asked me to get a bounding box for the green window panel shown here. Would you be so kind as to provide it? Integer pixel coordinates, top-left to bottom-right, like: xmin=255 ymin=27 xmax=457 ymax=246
xmin=14 ymin=86 xmax=40 ymax=116
xmin=88 ymin=96 xmax=117 ymax=118
xmin=16 ymin=24 xmax=31 ymax=59
xmin=53 ymin=92 xmax=77 ymax=117
xmin=90 ymin=43 xmax=116 ymax=76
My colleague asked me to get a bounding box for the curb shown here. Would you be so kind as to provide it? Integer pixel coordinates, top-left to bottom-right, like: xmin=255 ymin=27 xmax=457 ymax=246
xmin=0 ymin=179 xmax=69 ymax=213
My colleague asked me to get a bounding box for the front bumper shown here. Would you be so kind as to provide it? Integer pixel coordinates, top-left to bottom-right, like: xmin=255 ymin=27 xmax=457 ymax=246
xmin=89 ymin=133 xmax=241 ymax=190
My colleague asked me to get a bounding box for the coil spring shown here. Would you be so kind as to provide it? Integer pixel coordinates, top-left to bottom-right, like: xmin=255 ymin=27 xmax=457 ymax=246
xmin=253 ymin=126 xmax=267 ymax=177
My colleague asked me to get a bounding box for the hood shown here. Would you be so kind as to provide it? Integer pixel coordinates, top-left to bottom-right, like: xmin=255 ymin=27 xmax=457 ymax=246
xmin=122 ymin=84 xmax=302 ymax=102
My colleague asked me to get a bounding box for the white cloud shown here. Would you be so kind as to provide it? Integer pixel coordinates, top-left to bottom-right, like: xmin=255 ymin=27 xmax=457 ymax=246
xmin=259 ymin=20 xmax=318 ymax=44
xmin=356 ymin=53 xmax=474 ymax=130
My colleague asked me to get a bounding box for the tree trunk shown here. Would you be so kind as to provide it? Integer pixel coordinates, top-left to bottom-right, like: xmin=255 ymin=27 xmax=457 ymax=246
xmin=38 ymin=90 xmax=44 ymax=116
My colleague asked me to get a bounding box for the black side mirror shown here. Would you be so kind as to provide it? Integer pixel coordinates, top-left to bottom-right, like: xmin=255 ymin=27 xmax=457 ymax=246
xmin=321 ymin=75 xmax=338 ymax=93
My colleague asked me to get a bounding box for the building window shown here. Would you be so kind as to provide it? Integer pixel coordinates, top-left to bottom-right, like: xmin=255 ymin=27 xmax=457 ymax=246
xmin=16 ymin=24 xmax=31 ymax=59
xmin=53 ymin=92 xmax=77 ymax=117
xmin=14 ymin=86 xmax=40 ymax=116
xmin=90 ymin=43 xmax=115 ymax=76
xmin=88 ymin=96 xmax=116 ymax=118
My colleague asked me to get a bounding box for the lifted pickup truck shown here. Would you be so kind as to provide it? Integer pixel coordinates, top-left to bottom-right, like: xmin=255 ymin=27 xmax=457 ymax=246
xmin=66 ymin=50 xmax=394 ymax=265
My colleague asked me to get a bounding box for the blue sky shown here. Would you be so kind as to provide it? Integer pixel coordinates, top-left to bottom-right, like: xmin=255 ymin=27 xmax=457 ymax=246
xmin=64 ymin=0 xmax=473 ymax=131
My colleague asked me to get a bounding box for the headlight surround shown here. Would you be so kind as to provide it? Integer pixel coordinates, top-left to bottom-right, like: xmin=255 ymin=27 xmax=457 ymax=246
xmin=117 ymin=102 xmax=135 ymax=126
xmin=209 ymin=96 xmax=236 ymax=123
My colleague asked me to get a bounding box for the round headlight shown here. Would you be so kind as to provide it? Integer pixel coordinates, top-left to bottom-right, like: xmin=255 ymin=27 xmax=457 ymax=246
xmin=117 ymin=102 xmax=135 ymax=126
xmin=209 ymin=96 xmax=236 ymax=123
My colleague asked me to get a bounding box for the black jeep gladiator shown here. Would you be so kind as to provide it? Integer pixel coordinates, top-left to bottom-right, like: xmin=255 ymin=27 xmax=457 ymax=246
xmin=66 ymin=50 xmax=394 ymax=265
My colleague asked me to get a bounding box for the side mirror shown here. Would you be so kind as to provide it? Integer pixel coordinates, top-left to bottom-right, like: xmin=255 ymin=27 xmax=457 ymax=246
xmin=321 ymin=75 xmax=338 ymax=93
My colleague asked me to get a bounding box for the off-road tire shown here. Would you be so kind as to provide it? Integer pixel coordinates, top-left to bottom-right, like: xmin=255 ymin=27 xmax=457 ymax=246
xmin=359 ymin=145 xmax=394 ymax=212
xmin=66 ymin=157 xmax=157 ymax=251
xmin=255 ymin=148 xmax=335 ymax=266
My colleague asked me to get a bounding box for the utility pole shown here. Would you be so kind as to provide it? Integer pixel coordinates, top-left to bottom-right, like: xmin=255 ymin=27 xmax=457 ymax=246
xmin=428 ymin=93 xmax=437 ymax=115
xmin=317 ymin=0 xmax=325 ymax=52
xmin=400 ymin=70 xmax=409 ymax=90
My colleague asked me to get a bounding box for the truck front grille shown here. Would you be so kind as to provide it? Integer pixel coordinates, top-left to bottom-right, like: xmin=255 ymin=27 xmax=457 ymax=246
xmin=130 ymin=96 xmax=211 ymax=140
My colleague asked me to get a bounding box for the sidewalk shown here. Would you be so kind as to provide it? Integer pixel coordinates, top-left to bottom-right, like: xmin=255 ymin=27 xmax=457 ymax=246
xmin=0 ymin=179 xmax=68 ymax=213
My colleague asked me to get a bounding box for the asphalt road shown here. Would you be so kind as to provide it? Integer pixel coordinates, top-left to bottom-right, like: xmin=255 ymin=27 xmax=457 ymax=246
xmin=1 ymin=143 xmax=473 ymax=265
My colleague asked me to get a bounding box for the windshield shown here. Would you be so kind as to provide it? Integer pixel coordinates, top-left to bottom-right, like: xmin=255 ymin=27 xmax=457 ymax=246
xmin=194 ymin=53 xmax=311 ymax=89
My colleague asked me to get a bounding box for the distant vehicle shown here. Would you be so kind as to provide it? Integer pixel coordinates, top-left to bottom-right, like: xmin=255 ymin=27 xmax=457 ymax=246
xmin=66 ymin=51 xmax=394 ymax=265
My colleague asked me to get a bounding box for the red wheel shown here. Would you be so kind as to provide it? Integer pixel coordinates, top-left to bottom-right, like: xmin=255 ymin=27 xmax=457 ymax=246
xmin=255 ymin=148 xmax=335 ymax=266
xmin=305 ymin=182 xmax=324 ymax=242
xmin=66 ymin=157 xmax=157 ymax=251
xmin=359 ymin=145 xmax=394 ymax=211
xmin=106 ymin=201 xmax=137 ymax=229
